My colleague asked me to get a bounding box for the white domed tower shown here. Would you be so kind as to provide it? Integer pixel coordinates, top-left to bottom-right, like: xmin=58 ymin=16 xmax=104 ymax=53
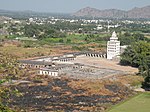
xmin=107 ymin=31 xmax=120 ymax=59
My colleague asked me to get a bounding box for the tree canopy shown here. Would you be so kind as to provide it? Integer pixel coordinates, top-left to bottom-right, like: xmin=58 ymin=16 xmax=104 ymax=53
xmin=120 ymin=41 xmax=150 ymax=89
xmin=119 ymin=32 xmax=149 ymax=46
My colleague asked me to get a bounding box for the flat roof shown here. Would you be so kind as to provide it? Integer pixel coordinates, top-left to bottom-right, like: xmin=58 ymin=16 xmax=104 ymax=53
xmin=19 ymin=60 xmax=52 ymax=65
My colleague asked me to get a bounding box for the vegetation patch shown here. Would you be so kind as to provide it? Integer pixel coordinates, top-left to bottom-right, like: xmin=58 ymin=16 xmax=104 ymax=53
xmin=108 ymin=92 xmax=150 ymax=112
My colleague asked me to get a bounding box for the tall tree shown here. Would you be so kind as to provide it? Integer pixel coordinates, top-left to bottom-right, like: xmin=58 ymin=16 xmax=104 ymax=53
xmin=120 ymin=41 xmax=150 ymax=89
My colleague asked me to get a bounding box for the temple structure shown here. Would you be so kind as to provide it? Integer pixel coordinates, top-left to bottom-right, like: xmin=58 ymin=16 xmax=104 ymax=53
xmin=107 ymin=31 xmax=120 ymax=59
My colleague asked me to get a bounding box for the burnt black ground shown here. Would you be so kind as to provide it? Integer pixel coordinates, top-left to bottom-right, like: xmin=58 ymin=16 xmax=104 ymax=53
xmin=7 ymin=78 xmax=133 ymax=112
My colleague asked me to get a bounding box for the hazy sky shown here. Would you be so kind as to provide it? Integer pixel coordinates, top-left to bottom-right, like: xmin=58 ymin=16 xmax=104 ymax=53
xmin=0 ymin=0 xmax=150 ymax=13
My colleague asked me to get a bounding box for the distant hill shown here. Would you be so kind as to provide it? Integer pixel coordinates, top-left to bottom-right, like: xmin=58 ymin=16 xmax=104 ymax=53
xmin=73 ymin=5 xmax=150 ymax=19
xmin=0 ymin=5 xmax=150 ymax=19
xmin=127 ymin=5 xmax=150 ymax=19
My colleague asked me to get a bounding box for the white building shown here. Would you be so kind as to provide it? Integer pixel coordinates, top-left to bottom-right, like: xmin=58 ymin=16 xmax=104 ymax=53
xmin=107 ymin=31 xmax=120 ymax=59
xmin=39 ymin=68 xmax=59 ymax=77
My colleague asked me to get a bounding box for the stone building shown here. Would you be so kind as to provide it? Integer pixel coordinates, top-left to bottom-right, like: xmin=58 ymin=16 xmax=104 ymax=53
xmin=19 ymin=60 xmax=53 ymax=69
xmin=19 ymin=51 xmax=107 ymax=77
xmin=107 ymin=31 xmax=120 ymax=59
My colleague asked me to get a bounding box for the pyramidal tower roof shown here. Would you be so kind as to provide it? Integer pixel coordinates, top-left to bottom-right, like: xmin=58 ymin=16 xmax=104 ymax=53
xmin=110 ymin=31 xmax=118 ymax=40
xmin=112 ymin=31 xmax=117 ymax=37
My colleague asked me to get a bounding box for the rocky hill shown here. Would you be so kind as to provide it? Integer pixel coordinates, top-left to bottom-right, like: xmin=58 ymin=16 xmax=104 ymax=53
xmin=73 ymin=5 xmax=150 ymax=19
xmin=127 ymin=5 xmax=150 ymax=18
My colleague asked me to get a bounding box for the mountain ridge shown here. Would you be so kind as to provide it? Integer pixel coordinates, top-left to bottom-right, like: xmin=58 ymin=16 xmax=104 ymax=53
xmin=73 ymin=5 xmax=150 ymax=19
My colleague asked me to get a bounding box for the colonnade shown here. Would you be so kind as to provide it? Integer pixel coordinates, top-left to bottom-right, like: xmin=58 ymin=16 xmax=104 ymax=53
xmin=85 ymin=53 xmax=106 ymax=58
xmin=53 ymin=57 xmax=75 ymax=62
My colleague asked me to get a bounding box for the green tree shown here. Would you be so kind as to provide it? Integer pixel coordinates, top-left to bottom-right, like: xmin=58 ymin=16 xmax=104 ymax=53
xmin=141 ymin=55 xmax=150 ymax=89
xmin=119 ymin=32 xmax=147 ymax=46
xmin=132 ymin=33 xmax=145 ymax=41
xmin=120 ymin=41 xmax=150 ymax=89
xmin=142 ymin=74 xmax=150 ymax=89
xmin=121 ymin=41 xmax=150 ymax=68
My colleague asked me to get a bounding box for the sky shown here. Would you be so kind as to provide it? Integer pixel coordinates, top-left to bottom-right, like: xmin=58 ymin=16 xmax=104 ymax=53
xmin=0 ymin=0 xmax=150 ymax=13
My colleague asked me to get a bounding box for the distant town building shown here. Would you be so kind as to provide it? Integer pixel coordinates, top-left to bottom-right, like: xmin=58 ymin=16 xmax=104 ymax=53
xmin=107 ymin=31 xmax=120 ymax=59
xmin=29 ymin=18 xmax=34 ymax=23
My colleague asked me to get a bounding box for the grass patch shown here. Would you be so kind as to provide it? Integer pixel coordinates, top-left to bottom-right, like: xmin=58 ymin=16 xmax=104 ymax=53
xmin=0 ymin=45 xmax=51 ymax=58
xmin=0 ymin=43 xmax=76 ymax=59
xmin=108 ymin=92 xmax=150 ymax=112
xmin=118 ymin=75 xmax=143 ymax=87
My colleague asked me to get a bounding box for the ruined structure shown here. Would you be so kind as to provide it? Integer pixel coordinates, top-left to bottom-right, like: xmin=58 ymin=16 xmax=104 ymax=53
xmin=19 ymin=52 xmax=108 ymax=78
xmin=18 ymin=48 xmax=137 ymax=79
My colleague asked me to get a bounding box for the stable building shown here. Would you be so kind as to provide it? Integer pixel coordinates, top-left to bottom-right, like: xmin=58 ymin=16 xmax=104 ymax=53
xmin=107 ymin=31 xmax=120 ymax=59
